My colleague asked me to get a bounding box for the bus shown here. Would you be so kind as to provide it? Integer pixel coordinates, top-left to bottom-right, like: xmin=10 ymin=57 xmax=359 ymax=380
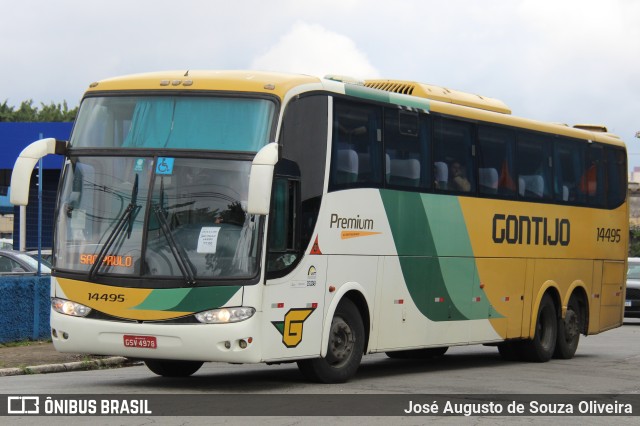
xmin=10 ymin=71 xmax=628 ymax=383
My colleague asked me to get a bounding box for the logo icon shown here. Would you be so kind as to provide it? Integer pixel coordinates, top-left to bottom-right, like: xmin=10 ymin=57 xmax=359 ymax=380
xmin=7 ymin=396 xmax=40 ymax=414
xmin=307 ymin=266 xmax=317 ymax=286
xmin=272 ymin=308 xmax=315 ymax=348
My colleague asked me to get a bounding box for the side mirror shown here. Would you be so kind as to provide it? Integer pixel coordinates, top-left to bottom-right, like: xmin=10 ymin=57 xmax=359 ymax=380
xmin=247 ymin=143 xmax=278 ymax=215
xmin=10 ymin=138 xmax=67 ymax=206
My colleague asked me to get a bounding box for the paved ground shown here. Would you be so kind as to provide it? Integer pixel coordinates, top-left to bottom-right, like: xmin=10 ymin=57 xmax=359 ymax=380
xmin=0 ymin=341 xmax=134 ymax=375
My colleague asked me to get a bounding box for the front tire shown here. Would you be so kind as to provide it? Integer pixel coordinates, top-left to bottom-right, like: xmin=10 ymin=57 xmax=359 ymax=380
xmin=520 ymin=294 xmax=558 ymax=362
xmin=297 ymin=298 xmax=364 ymax=383
xmin=144 ymin=360 xmax=204 ymax=377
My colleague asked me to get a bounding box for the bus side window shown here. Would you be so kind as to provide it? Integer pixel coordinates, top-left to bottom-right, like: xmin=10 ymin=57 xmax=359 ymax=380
xmin=516 ymin=133 xmax=552 ymax=200
xmin=266 ymin=175 xmax=300 ymax=274
xmin=433 ymin=117 xmax=475 ymax=194
xmin=384 ymin=108 xmax=431 ymax=190
xmin=554 ymin=139 xmax=585 ymax=204
xmin=477 ymin=125 xmax=515 ymax=197
xmin=606 ymin=147 xmax=627 ymax=208
xmin=584 ymin=144 xmax=605 ymax=207
xmin=329 ymin=100 xmax=383 ymax=190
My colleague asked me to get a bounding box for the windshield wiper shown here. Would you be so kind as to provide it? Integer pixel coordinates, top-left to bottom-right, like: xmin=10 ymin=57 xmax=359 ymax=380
xmin=89 ymin=175 xmax=140 ymax=279
xmin=152 ymin=203 xmax=197 ymax=286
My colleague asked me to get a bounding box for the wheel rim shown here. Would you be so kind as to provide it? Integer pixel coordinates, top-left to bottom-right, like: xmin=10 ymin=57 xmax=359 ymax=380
xmin=326 ymin=316 xmax=355 ymax=367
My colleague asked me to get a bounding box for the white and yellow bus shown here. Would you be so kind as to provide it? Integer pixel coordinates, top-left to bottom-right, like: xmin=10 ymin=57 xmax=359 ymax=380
xmin=10 ymin=71 xmax=628 ymax=383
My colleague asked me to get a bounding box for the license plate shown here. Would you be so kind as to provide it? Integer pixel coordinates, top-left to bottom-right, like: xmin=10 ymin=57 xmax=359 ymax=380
xmin=123 ymin=335 xmax=157 ymax=349
xmin=625 ymin=300 xmax=632 ymax=307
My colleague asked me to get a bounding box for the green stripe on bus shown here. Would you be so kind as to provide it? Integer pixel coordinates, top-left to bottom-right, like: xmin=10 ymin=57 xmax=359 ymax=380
xmin=380 ymin=190 xmax=463 ymax=321
xmin=379 ymin=189 xmax=437 ymax=256
xmin=344 ymin=85 xmax=430 ymax=111
xmin=421 ymin=195 xmax=473 ymax=257
xmin=380 ymin=190 xmax=499 ymax=321
xmin=345 ymin=85 xmax=391 ymax=104
xmin=134 ymin=286 xmax=241 ymax=312
xmin=421 ymin=195 xmax=497 ymax=319
xmin=388 ymin=92 xmax=430 ymax=111
xmin=132 ymin=288 xmax=191 ymax=311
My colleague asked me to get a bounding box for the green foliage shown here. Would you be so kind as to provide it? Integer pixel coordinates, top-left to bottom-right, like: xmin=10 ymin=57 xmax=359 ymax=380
xmin=0 ymin=99 xmax=77 ymax=122
xmin=629 ymin=226 xmax=640 ymax=257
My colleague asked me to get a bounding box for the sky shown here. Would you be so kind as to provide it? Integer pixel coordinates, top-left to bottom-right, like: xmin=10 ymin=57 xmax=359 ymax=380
xmin=1 ymin=0 xmax=639 ymax=168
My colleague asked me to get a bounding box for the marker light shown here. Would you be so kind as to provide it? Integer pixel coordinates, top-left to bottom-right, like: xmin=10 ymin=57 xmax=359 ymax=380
xmin=51 ymin=298 xmax=92 ymax=317
xmin=195 ymin=307 xmax=255 ymax=324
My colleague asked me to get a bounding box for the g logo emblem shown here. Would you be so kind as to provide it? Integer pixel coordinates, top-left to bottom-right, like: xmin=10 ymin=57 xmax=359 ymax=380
xmin=272 ymin=308 xmax=315 ymax=348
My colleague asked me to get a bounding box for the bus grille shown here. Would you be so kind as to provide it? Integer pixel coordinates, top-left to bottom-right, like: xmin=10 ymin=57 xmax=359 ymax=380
xmin=364 ymin=81 xmax=415 ymax=95
xmin=86 ymin=309 xmax=199 ymax=324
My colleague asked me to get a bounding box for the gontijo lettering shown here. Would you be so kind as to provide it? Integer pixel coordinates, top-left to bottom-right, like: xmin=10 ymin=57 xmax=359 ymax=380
xmin=492 ymin=214 xmax=570 ymax=246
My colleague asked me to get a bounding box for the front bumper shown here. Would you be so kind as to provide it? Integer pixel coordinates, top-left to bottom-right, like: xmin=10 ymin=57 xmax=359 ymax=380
xmin=50 ymin=309 xmax=263 ymax=363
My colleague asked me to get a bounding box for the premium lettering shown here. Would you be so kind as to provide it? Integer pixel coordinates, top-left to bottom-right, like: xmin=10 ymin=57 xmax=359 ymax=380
xmin=330 ymin=213 xmax=374 ymax=230
xmin=492 ymin=214 xmax=570 ymax=246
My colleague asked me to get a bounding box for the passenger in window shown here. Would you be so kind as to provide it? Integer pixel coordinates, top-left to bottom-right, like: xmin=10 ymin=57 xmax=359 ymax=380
xmin=450 ymin=161 xmax=471 ymax=192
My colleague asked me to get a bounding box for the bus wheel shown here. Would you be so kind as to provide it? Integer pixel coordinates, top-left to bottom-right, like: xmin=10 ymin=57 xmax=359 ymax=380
xmin=521 ymin=294 xmax=557 ymax=362
xmin=386 ymin=347 xmax=448 ymax=359
xmin=297 ymin=299 xmax=364 ymax=383
xmin=144 ymin=360 xmax=204 ymax=377
xmin=554 ymin=296 xmax=580 ymax=359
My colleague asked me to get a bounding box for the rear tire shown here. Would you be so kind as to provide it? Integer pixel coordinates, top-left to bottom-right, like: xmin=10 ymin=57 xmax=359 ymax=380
xmin=144 ymin=360 xmax=204 ymax=377
xmin=520 ymin=294 xmax=557 ymax=362
xmin=297 ymin=298 xmax=364 ymax=383
xmin=553 ymin=296 xmax=581 ymax=359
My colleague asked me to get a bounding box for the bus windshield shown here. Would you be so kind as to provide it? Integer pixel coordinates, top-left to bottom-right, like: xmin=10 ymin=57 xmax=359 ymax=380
xmin=55 ymin=156 xmax=259 ymax=285
xmin=53 ymin=94 xmax=274 ymax=286
xmin=70 ymin=95 xmax=276 ymax=151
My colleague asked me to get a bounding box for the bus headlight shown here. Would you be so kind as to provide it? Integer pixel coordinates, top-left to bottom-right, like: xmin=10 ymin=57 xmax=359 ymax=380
xmin=195 ymin=307 xmax=255 ymax=324
xmin=51 ymin=298 xmax=92 ymax=317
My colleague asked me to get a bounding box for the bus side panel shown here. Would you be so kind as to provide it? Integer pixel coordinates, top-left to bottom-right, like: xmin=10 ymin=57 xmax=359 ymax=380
xmin=600 ymin=261 xmax=625 ymax=331
xmin=375 ymin=256 xmax=429 ymax=350
xmin=520 ymin=258 xmax=535 ymax=338
xmin=375 ymin=256 xmax=469 ymax=350
xmin=261 ymin=256 xmax=328 ymax=362
xmin=475 ymin=258 xmax=526 ymax=339
xmin=589 ymin=260 xmax=603 ymax=333
xmin=375 ymin=256 xmax=503 ymax=351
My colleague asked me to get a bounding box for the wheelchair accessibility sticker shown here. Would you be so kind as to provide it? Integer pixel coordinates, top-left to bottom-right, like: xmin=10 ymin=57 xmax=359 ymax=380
xmin=156 ymin=157 xmax=174 ymax=175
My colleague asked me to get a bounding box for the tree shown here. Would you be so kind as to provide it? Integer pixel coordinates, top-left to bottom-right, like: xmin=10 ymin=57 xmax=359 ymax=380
xmin=0 ymin=99 xmax=78 ymax=122
xmin=13 ymin=100 xmax=38 ymax=122
xmin=630 ymin=226 xmax=640 ymax=257
xmin=0 ymin=100 xmax=14 ymax=121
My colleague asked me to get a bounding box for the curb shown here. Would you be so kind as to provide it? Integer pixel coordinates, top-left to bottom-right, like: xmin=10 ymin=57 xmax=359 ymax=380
xmin=0 ymin=357 xmax=142 ymax=377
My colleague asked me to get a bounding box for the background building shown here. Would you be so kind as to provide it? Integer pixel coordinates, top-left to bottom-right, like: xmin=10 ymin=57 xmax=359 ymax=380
xmin=0 ymin=122 xmax=72 ymax=249
xmin=630 ymin=167 xmax=640 ymax=227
